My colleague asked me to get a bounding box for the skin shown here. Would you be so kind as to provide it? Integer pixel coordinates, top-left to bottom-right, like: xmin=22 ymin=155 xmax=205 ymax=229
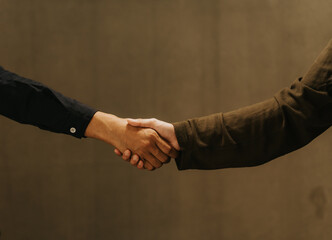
xmin=114 ymin=118 xmax=180 ymax=170
xmin=85 ymin=112 xmax=178 ymax=170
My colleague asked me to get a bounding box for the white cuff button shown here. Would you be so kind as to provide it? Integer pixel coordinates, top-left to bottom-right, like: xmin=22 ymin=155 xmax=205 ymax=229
xmin=70 ymin=127 xmax=76 ymax=134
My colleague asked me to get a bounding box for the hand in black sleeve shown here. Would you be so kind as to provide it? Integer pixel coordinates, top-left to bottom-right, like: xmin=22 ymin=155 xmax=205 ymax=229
xmin=0 ymin=66 xmax=178 ymax=170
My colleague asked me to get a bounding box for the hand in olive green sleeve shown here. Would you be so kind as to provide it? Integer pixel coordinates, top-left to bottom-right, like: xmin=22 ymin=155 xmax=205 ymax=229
xmin=114 ymin=118 xmax=180 ymax=170
xmin=115 ymin=39 xmax=332 ymax=171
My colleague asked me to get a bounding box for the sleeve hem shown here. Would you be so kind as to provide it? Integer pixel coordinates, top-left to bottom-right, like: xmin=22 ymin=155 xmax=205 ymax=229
xmin=172 ymin=120 xmax=194 ymax=170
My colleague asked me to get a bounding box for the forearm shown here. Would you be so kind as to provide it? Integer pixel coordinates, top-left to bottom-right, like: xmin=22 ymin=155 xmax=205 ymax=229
xmin=173 ymin=39 xmax=332 ymax=170
xmin=173 ymin=99 xmax=284 ymax=170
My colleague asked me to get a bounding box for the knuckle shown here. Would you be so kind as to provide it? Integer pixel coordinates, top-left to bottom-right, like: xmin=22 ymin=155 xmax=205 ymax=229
xmin=145 ymin=164 xmax=153 ymax=171
xmin=164 ymin=157 xmax=171 ymax=164
xmin=157 ymin=153 xmax=167 ymax=163
xmin=151 ymin=118 xmax=157 ymax=124
xmin=162 ymin=156 xmax=170 ymax=163
xmin=147 ymin=135 xmax=155 ymax=143
xmin=149 ymin=130 xmax=158 ymax=139
xmin=155 ymin=161 xmax=162 ymax=168
xmin=165 ymin=146 xmax=172 ymax=155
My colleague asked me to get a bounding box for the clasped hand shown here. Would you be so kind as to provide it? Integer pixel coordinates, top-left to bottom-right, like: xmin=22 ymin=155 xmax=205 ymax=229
xmin=85 ymin=112 xmax=180 ymax=171
xmin=115 ymin=118 xmax=181 ymax=170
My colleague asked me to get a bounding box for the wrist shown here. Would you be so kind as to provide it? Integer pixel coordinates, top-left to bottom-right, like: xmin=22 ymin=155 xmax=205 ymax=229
xmin=85 ymin=111 xmax=126 ymax=146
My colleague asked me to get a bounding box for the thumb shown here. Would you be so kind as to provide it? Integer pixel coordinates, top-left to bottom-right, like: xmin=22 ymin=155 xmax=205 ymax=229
xmin=127 ymin=118 xmax=156 ymax=128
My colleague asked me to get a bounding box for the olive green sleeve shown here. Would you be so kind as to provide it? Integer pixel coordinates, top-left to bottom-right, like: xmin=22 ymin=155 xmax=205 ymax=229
xmin=173 ymin=39 xmax=332 ymax=170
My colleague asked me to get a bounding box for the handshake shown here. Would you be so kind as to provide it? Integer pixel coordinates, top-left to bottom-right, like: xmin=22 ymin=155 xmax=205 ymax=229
xmin=85 ymin=111 xmax=180 ymax=171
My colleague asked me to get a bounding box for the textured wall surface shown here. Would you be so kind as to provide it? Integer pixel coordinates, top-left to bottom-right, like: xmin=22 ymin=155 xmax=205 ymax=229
xmin=0 ymin=0 xmax=332 ymax=239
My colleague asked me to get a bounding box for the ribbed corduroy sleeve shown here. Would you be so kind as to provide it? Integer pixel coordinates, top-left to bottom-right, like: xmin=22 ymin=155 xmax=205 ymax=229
xmin=173 ymin=39 xmax=332 ymax=170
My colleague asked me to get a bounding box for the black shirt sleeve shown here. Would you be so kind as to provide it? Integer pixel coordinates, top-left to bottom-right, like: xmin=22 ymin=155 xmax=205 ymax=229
xmin=0 ymin=66 xmax=97 ymax=138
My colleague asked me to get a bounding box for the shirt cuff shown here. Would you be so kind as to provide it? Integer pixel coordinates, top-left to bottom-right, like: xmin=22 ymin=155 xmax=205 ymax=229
xmin=62 ymin=101 xmax=97 ymax=139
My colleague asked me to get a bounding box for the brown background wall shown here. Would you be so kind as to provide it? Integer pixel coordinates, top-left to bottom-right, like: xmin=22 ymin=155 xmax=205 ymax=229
xmin=1 ymin=0 xmax=332 ymax=239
